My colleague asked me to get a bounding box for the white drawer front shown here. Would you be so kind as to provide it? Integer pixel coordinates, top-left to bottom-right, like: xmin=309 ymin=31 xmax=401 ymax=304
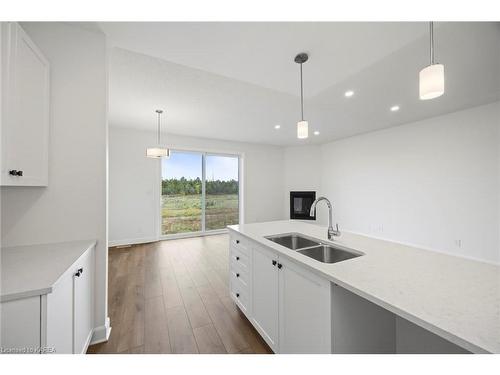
xmin=230 ymin=267 xmax=251 ymax=291
xmin=229 ymin=233 xmax=251 ymax=257
xmin=230 ymin=246 xmax=251 ymax=270
xmin=230 ymin=281 xmax=251 ymax=315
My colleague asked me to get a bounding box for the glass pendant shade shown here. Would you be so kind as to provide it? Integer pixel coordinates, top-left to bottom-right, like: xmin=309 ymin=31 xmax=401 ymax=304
xmin=146 ymin=147 xmax=170 ymax=158
xmin=295 ymin=53 xmax=310 ymax=139
xmin=419 ymin=63 xmax=444 ymax=100
xmin=297 ymin=120 xmax=308 ymax=139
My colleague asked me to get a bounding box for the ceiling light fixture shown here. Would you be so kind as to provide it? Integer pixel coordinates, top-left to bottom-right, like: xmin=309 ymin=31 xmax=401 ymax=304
xmin=295 ymin=53 xmax=309 ymax=139
xmin=274 ymin=124 xmax=281 ymax=129
xmin=314 ymin=131 xmax=320 ymax=135
xmin=344 ymin=90 xmax=354 ymax=97
xmin=390 ymin=105 xmax=400 ymax=112
xmin=419 ymin=22 xmax=445 ymax=100
xmin=146 ymin=109 xmax=170 ymax=158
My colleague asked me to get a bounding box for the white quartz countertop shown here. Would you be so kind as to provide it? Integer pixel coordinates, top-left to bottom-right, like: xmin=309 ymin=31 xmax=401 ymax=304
xmin=1 ymin=240 xmax=96 ymax=302
xmin=228 ymin=220 xmax=500 ymax=354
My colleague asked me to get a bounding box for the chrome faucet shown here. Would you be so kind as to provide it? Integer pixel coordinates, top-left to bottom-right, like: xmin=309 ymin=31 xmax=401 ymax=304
xmin=310 ymin=197 xmax=341 ymax=240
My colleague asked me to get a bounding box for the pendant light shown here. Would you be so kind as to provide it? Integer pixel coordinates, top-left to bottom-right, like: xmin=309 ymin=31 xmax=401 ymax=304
xmin=295 ymin=53 xmax=309 ymax=139
xmin=419 ymin=22 xmax=445 ymax=100
xmin=146 ymin=109 xmax=170 ymax=158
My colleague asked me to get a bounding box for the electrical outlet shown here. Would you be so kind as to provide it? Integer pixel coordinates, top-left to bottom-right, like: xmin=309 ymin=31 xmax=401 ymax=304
xmin=455 ymin=239 xmax=462 ymax=248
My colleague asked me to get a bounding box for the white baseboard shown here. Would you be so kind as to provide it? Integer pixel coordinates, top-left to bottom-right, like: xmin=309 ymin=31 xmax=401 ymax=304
xmin=160 ymin=228 xmax=228 ymax=241
xmin=108 ymin=237 xmax=157 ymax=247
xmin=90 ymin=316 xmax=111 ymax=345
xmin=81 ymin=328 xmax=94 ymax=354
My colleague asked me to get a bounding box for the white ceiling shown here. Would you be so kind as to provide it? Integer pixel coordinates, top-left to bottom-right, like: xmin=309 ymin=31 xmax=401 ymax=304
xmin=101 ymin=22 xmax=430 ymax=97
xmin=102 ymin=22 xmax=500 ymax=146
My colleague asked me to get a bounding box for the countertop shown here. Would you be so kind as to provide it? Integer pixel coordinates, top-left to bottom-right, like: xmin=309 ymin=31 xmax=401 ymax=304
xmin=1 ymin=240 xmax=96 ymax=302
xmin=228 ymin=220 xmax=500 ymax=354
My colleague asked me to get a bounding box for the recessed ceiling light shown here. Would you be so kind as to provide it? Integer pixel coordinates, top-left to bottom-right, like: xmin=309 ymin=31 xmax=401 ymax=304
xmin=344 ymin=90 xmax=354 ymax=97
xmin=274 ymin=124 xmax=281 ymax=129
xmin=390 ymin=105 xmax=400 ymax=112
xmin=313 ymin=131 xmax=320 ymax=135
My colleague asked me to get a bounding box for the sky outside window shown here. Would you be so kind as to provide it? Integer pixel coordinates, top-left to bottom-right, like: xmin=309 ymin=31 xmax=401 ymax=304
xmin=162 ymin=152 xmax=238 ymax=181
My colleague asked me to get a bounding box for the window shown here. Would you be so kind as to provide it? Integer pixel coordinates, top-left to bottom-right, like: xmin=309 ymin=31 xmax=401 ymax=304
xmin=161 ymin=150 xmax=240 ymax=236
xmin=205 ymin=155 xmax=239 ymax=231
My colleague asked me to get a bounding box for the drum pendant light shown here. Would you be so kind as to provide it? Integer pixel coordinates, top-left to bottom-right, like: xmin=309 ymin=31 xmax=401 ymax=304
xmin=295 ymin=53 xmax=309 ymax=139
xmin=419 ymin=22 xmax=445 ymax=100
xmin=146 ymin=109 xmax=170 ymax=158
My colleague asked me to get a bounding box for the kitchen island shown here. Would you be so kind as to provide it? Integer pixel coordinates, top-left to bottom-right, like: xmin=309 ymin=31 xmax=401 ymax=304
xmin=228 ymin=220 xmax=499 ymax=354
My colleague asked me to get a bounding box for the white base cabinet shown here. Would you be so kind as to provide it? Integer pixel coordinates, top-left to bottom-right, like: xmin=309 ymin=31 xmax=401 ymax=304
xmin=229 ymin=232 xmax=332 ymax=353
xmin=229 ymin=231 xmax=472 ymax=354
xmin=0 ymin=296 xmax=41 ymax=353
xmin=1 ymin=245 xmax=94 ymax=354
xmin=279 ymin=257 xmax=331 ymax=353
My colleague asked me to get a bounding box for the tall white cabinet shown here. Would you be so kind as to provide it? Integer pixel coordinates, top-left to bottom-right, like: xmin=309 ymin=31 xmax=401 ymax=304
xmin=1 ymin=22 xmax=50 ymax=186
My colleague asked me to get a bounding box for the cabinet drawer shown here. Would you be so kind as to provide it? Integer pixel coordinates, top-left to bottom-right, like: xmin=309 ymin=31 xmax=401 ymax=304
xmin=229 ymin=233 xmax=251 ymax=257
xmin=230 ymin=281 xmax=251 ymax=315
xmin=230 ymin=246 xmax=251 ymax=270
xmin=230 ymin=254 xmax=251 ymax=275
xmin=230 ymin=267 xmax=251 ymax=291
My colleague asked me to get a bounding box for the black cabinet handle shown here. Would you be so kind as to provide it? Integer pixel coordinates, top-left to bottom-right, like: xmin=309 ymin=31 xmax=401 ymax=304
xmin=75 ymin=267 xmax=83 ymax=277
xmin=272 ymin=260 xmax=277 ymax=266
xmin=277 ymin=263 xmax=283 ymax=269
xmin=236 ymin=273 xmax=240 ymax=278
xmin=236 ymin=256 xmax=240 ymax=261
xmin=9 ymin=170 xmax=23 ymax=176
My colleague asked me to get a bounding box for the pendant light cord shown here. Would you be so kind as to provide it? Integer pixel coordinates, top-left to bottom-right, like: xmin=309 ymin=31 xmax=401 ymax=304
xmin=300 ymin=63 xmax=304 ymax=121
xmin=429 ymin=21 xmax=434 ymax=65
xmin=157 ymin=111 xmax=161 ymax=144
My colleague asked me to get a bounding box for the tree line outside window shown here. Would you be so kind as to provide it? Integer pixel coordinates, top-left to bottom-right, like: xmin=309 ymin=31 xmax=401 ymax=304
xmin=162 ymin=177 xmax=238 ymax=196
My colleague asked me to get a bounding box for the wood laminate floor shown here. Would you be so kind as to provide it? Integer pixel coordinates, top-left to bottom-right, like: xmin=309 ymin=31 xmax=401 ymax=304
xmin=87 ymin=234 xmax=272 ymax=354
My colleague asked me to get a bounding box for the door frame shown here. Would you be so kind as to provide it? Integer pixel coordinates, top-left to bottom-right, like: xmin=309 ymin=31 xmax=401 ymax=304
xmin=159 ymin=148 xmax=243 ymax=240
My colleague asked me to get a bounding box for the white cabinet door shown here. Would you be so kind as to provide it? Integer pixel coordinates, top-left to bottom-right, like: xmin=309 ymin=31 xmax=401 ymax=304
xmin=1 ymin=22 xmax=49 ymax=186
xmin=46 ymin=269 xmax=74 ymax=353
xmin=73 ymin=248 xmax=94 ymax=354
xmin=0 ymin=296 xmax=41 ymax=352
xmin=278 ymin=257 xmax=331 ymax=353
xmin=251 ymin=244 xmax=279 ymax=352
xmin=45 ymin=246 xmax=94 ymax=354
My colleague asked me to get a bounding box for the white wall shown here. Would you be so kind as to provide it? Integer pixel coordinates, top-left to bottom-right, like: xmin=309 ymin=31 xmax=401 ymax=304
xmin=284 ymin=102 xmax=500 ymax=264
xmin=109 ymin=126 xmax=284 ymax=245
xmin=0 ymin=23 xmax=109 ymax=339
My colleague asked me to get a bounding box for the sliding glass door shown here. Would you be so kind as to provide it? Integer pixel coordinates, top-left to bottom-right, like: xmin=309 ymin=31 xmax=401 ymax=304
xmin=161 ymin=150 xmax=239 ymax=236
xmin=161 ymin=151 xmax=203 ymax=235
xmin=205 ymin=155 xmax=239 ymax=230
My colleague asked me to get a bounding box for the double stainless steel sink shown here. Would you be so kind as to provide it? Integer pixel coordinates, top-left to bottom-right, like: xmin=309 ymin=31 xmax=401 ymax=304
xmin=265 ymin=233 xmax=363 ymax=264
